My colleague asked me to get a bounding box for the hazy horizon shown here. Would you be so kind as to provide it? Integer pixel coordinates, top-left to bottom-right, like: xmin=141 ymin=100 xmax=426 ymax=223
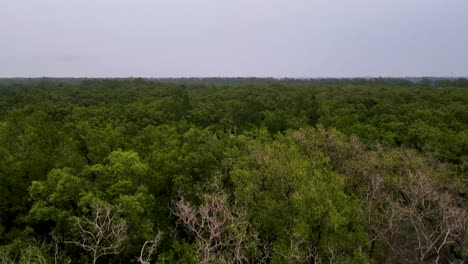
xmin=1 ymin=0 xmax=468 ymax=78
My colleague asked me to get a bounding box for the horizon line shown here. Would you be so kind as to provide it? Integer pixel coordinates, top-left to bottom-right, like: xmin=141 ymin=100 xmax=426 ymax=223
xmin=1 ymin=76 xmax=468 ymax=79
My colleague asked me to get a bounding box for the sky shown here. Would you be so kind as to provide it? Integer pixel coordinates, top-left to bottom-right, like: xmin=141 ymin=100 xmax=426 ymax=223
xmin=1 ymin=0 xmax=467 ymax=78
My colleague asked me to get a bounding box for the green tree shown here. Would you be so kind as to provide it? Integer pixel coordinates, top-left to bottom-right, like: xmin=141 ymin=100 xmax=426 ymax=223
xmin=232 ymin=135 xmax=369 ymax=263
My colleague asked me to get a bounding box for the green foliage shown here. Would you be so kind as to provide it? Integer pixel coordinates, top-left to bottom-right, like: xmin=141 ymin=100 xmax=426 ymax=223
xmin=0 ymin=79 xmax=466 ymax=263
xmin=158 ymin=241 xmax=197 ymax=264
xmin=232 ymin=135 xmax=368 ymax=262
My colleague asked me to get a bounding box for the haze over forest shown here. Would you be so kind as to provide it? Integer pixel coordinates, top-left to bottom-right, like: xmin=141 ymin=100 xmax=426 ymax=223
xmin=1 ymin=0 xmax=468 ymax=78
xmin=1 ymin=1 xmax=467 ymax=264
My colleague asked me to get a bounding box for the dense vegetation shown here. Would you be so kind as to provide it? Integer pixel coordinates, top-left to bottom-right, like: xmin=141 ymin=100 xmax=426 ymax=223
xmin=0 ymin=78 xmax=466 ymax=263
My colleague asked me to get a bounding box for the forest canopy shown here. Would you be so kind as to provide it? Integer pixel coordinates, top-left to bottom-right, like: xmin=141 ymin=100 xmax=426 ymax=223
xmin=0 ymin=78 xmax=466 ymax=263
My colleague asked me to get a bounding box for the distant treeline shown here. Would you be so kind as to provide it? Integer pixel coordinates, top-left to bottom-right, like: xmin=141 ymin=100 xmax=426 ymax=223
xmin=1 ymin=76 xmax=468 ymax=87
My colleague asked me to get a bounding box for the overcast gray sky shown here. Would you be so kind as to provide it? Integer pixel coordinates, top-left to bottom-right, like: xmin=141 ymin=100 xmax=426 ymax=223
xmin=1 ymin=0 xmax=467 ymax=77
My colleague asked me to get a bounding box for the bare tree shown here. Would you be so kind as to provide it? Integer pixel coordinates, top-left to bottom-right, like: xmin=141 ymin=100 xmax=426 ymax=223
xmin=257 ymin=239 xmax=273 ymax=264
xmin=51 ymin=231 xmax=71 ymax=264
xmin=136 ymin=231 xmax=163 ymax=264
xmin=360 ymin=169 xmax=468 ymax=263
xmin=174 ymin=192 xmax=252 ymax=264
xmin=19 ymin=246 xmax=48 ymax=264
xmin=360 ymin=173 xmax=402 ymax=256
xmin=399 ymin=171 xmax=467 ymax=263
xmin=68 ymin=204 xmax=128 ymax=264
xmin=0 ymin=242 xmax=50 ymax=264
xmin=279 ymin=231 xmax=317 ymax=263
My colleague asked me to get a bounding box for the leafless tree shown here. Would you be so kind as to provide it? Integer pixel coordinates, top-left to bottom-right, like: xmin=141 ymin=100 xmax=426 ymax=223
xmin=174 ymin=192 xmax=252 ymax=264
xmin=3 ymin=246 xmax=49 ymax=264
xmin=68 ymin=204 xmax=128 ymax=264
xmin=257 ymin=239 xmax=273 ymax=264
xmin=280 ymin=231 xmax=317 ymax=263
xmin=361 ymin=173 xmax=402 ymax=255
xmin=19 ymin=246 xmax=48 ymax=264
xmin=325 ymin=247 xmax=337 ymax=264
xmin=399 ymin=171 xmax=467 ymax=263
xmin=360 ymin=168 xmax=468 ymax=263
xmin=51 ymin=231 xmax=71 ymax=264
xmin=276 ymin=231 xmax=344 ymax=264
xmin=136 ymin=231 xmax=163 ymax=264
xmin=0 ymin=242 xmax=50 ymax=264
